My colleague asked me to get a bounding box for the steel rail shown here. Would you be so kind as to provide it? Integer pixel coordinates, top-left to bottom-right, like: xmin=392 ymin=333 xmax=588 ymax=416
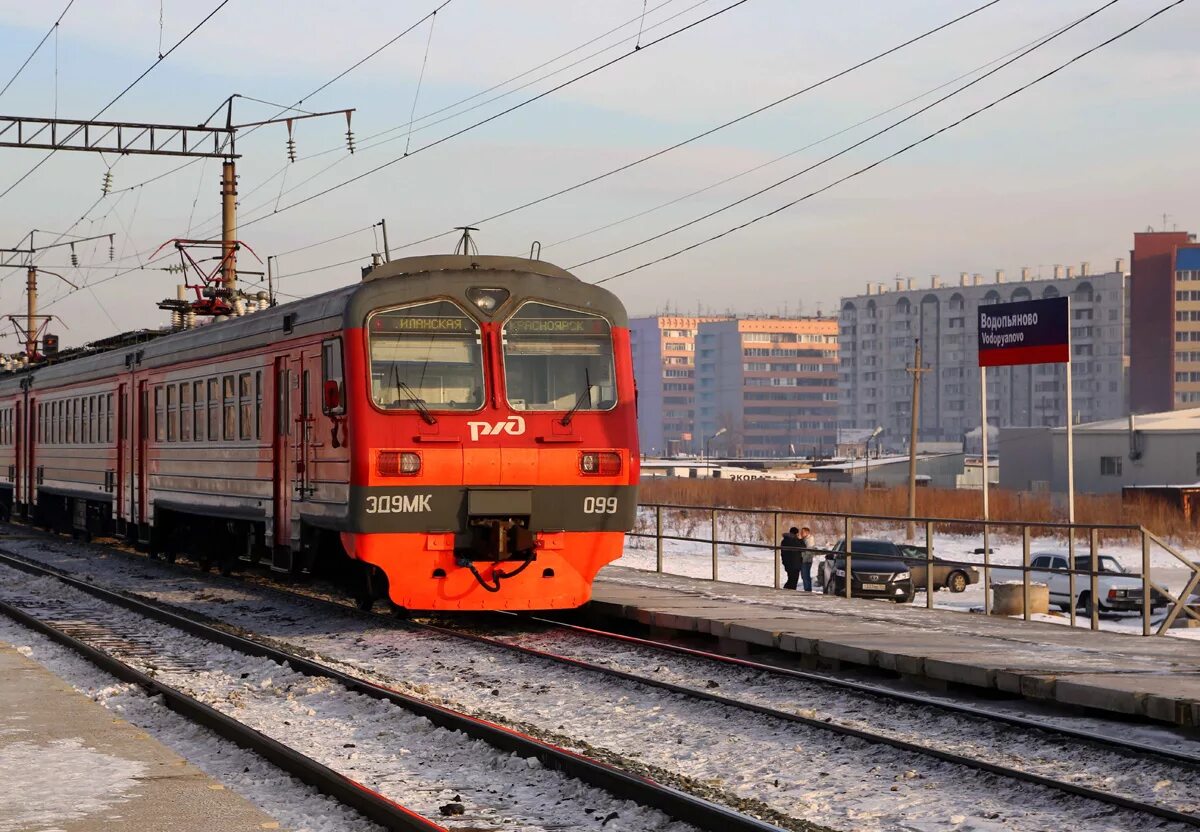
xmin=522 ymin=613 xmax=1200 ymax=767
xmin=0 ymin=595 xmax=446 ymax=832
xmin=0 ymin=549 xmax=787 ymax=832
xmin=415 ymin=616 xmax=1200 ymax=827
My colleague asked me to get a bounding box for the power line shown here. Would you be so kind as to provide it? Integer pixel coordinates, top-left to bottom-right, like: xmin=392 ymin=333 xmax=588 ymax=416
xmin=237 ymin=0 xmax=757 ymax=232
xmin=594 ymin=0 xmax=1189 ymax=286
xmin=570 ymin=0 xmax=1112 ymax=270
xmin=388 ymin=0 xmax=1003 ymax=254
xmin=191 ymin=0 xmax=718 ymax=241
xmin=539 ymin=17 xmax=1075 ymax=256
xmin=0 ymin=0 xmax=76 ymax=100
xmin=0 ymin=0 xmax=234 ymax=202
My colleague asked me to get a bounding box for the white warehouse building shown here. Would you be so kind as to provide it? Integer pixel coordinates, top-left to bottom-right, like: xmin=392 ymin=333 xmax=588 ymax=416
xmin=838 ymin=264 xmax=1129 ymax=449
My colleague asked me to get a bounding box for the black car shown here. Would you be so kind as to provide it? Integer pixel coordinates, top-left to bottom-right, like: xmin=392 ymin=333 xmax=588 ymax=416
xmin=821 ymin=539 xmax=914 ymax=603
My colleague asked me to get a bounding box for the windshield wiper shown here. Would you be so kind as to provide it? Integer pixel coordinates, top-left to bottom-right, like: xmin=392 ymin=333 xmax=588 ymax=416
xmin=560 ymin=367 xmax=591 ymax=427
xmin=396 ymin=379 xmax=437 ymax=425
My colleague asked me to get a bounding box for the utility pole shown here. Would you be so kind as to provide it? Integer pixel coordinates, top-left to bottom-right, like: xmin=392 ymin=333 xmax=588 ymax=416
xmin=905 ymin=339 xmax=929 ymax=540
xmin=1 ymin=231 xmax=112 ymax=357
xmin=221 ymin=160 xmax=238 ymax=293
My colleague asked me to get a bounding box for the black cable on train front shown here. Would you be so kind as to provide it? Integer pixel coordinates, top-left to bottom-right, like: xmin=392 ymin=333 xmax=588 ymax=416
xmin=460 ymin=555 xmax=534 ymax=593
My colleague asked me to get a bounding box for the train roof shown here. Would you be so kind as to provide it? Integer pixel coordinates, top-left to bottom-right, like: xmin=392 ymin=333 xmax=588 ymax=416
xmin=0 ymin=254 xmax=624 ymax=394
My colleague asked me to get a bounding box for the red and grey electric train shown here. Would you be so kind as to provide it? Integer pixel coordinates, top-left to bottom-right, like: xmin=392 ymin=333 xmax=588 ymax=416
xmin=0 ymin=254 xmax=639 ymax=610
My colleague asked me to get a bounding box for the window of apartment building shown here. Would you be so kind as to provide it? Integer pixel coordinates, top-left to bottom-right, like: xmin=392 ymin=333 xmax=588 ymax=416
xmin=1073 ymin=344 xmax=1093 ymax=356
xmin=947 ymin=317 xmax=964 ymax=329
xmin=1100 ymin=456 xmax=1122 ymax=476
xmin=1176 ymin=310 xmax=1200 ymax=322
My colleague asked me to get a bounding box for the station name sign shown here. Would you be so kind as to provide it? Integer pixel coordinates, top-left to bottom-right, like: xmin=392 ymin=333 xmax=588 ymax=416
xmin=977 ymin=296 xmax=1069 ymax=367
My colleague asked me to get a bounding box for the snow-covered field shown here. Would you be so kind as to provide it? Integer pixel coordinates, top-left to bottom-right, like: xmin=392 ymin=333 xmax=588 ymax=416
xmin=620 ymin=508 xmax=1200 ymax=638
xmin=3 ymin=535 xmax=1198 ymax=832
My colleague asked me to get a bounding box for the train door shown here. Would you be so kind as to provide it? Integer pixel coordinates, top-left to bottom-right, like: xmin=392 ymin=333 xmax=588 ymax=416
xmin=15 ymin=400 xmax=25 ymax=514
xmin=136 ymin=380 xmax=149 ymax=539
xmin=116 ymin=383 xmax=127 ymax=531
xmin=271 ymin=357 xmax=293 ymax=569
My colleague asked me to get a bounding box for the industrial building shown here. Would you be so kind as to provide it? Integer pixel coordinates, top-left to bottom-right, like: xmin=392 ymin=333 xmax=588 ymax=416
xmin=999 ymin=408 xmax=1200 ymax=494
xmin=838 ymin=264 xmax=1129 ymax=449
xmin=694 ymin=317 xmax=839 ymax=457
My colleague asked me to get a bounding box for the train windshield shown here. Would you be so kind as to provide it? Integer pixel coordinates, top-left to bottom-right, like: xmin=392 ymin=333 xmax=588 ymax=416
xmin=502 ymin=302 xmax=616 ymax=412
xmin=367 ymin=300 xmax=484 ymax=411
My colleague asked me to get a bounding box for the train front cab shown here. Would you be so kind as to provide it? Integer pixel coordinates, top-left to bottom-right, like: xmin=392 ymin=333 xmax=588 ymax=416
xmin=337 ymin=259 xmax=638 ymax=611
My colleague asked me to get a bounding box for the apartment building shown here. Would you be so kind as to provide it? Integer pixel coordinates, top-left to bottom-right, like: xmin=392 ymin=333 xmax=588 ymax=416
xmin=838 ymin=265 xmax=1129 ymax=448
xmin=1128 ymin=230 xmax=1200 ymax=412
xmin=629 ymin=315 xmax=729 ymax=455
xmin=694 ymin=317 xmax=839 ymax=457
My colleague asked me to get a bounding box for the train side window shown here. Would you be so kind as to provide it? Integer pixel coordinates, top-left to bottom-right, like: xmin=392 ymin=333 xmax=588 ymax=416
xmin=207 ymin=378 xmax=220 ymax=441
xmin=89 ymin=396 xmax=96 ymax=444
xmin=222 ymin=375 xmax=235 ymax=441
xmin=167 ymin=385 xmax=178 ymax=442
xmin=238 ymin=372 xmax=253 ymax=440
xmin=97 ymin=395 xmax=106 ymax=444
xmin=193 ymin=380 xmax=205 ymax=441
xmin=277 ymin=368 xmax=290 ymax=436
xmin=154 ymin=387 xmax=165 ymax=443
xmin=180 ymin=382 xmax=192 ymax=442
xmin=106 ymin=393 xmax=113 ymax=443
xmin=70 ymin=398 xmax=78 ymax=444
xmin=321 ymin=338 xmax=345 ymax=415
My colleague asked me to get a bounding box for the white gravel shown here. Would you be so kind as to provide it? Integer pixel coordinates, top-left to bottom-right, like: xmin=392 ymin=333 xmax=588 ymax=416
xmin=0 ymin=565 xmax=695 ymax=832
xmin=1 ymin=532 xmax=1195 ymax=832
xmin=0 ymin=618 xmax=380 ymax=832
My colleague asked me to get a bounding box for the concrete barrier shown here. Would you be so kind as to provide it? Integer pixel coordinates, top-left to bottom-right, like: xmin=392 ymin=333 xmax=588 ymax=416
xmin=991 ymin=582 xmax=1049 ymax=616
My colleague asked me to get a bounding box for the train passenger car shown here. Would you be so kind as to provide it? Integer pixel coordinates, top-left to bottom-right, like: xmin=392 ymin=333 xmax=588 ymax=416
xmin=0 ymin=254 xmax=639 ymax=611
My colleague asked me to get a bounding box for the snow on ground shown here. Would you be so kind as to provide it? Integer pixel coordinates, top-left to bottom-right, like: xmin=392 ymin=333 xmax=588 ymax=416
xmin=0 ymin=736 xmax=146 ymax=832
xmin=0 ymin=565 xmax=695 ymax=832
xmin=618 ymin=508 xmax=1200 ymax=638
xmin=0 ymin=538 xmax=1194 ymax=832
xmin=0 ymin=619 xmax=380 ymax=832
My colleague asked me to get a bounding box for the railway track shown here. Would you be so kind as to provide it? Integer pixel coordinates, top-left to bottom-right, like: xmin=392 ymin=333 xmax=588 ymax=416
xmin=0 ymin=550 xmax=791 ymax=832
xmin=3 ymin=531 xmax=1199 ymax=830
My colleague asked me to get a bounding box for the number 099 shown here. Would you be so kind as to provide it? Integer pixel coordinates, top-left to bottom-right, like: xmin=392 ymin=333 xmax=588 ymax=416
xmin=583 ymin=496 xmax=618 ymax=515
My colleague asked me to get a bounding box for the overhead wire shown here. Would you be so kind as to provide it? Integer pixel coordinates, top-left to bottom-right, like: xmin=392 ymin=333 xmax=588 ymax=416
xmin=570 ymin=0 xmax=1113 ymax=271
xmin=388 ymin=0 xmax=1004 ymax=254
xmin=0 ymin=0 xmax=235 ymax=201
xmin=593 ymin=0 xmax=1190 ymax=285
xmin=537 ymin=18 xmax=1077 ymax=255
xmin=0 ymin=0 xmax=76 ymax=100
xmin=235 ymin=0 xmax=758 ymax=232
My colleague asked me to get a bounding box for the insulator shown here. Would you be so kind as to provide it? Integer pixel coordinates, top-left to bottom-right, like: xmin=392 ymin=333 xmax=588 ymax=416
xmin=70 ymin=243 xmax=78 ymax=268
xmin=109 ymin=240 xmax=115 ymax=261
xmin=286 ymin=137 xmax=296 ymax=163
xmin=345 ymin=129 xmax=356 ymax=154
xmin=101 ymin=170 xmax=113 ymax=196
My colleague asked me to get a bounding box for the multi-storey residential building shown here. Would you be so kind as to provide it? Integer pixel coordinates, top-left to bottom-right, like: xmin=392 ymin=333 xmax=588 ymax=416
xmin=694 ymin=317 xmax=839 ymax=457
xmin=1129 ymin=230 xmax=1200 ymax=412
xmin=838 ymin=265 xmax=1129 ymax=448
xmin=629 ymin=315 xmax=729 ymax=455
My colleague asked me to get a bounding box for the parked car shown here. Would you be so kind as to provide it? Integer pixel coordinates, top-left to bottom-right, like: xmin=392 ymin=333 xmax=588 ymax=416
xmin=896 ymin=544 xmax=980 ymax=593
xmin=821 ymin=539 xmax=978 ymax=593
xmin=821 ymin=539 xmax=914 ymax=603
xmin=1023 ymin=551 xmax=1168 ymax=614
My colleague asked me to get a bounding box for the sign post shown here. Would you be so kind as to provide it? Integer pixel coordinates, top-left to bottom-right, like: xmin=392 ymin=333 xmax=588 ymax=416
xmin=977 ymin=295 xmax=1073 ymax=557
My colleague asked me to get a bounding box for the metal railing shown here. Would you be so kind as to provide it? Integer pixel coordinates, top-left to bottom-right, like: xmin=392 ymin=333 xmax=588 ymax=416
xmin=630 ymin=503 xmax=1200 ymax=636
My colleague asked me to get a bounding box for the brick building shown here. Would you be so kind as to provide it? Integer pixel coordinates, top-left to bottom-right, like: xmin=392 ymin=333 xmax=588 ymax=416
xmin=1129 ymin=230 xmax=1200 ymax=412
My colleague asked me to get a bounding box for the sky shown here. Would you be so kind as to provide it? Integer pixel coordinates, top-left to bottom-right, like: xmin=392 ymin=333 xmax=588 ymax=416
xmin=0 ymin=0 xmax=1196 ymax=347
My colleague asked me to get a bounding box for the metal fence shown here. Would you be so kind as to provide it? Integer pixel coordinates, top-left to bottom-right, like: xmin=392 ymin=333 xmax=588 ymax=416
xmin=630 ymin=502 xmax=1200 ymax=636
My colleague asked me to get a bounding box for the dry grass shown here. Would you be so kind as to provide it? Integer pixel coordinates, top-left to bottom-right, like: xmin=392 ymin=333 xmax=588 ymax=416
xmin=638 ymin=479 xmax=1199 ymax=545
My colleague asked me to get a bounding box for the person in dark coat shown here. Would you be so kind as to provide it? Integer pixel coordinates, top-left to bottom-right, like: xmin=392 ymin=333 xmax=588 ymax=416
xmin=780 ymin=526 xmax=803 ymax=590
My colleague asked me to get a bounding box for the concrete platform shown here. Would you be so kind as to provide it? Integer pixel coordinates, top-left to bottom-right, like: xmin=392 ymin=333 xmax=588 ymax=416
xmin=588 ymin=567 xmax=1200 ymax=729
xmin=0 ymin=643 xmax=283 ymax=831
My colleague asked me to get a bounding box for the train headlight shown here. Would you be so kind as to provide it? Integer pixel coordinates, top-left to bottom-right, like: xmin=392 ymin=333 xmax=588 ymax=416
xmin=467 ymin=287 xmax=510 ymax=315
xmin=579 ymin=451 xmax=621 ymax=476
xmin=377 ymin=451 xmax=421 ymax=476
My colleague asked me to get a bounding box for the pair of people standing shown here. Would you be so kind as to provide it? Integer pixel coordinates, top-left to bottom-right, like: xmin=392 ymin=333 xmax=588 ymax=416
xmin=780 ymin=526 xmax=816 ymax=591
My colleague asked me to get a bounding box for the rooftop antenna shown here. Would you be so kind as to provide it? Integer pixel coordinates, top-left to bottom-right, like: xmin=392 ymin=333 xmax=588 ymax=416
xmin=453 ymin=226 xmax=479 ymax=256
